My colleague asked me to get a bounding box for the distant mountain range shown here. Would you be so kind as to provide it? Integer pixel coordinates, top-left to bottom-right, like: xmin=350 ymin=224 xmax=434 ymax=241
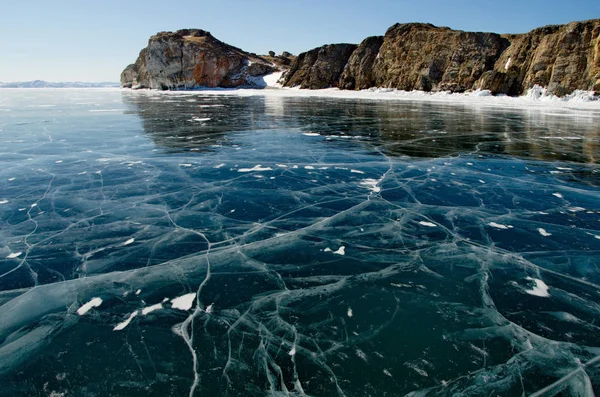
xmin=0 ymin=80 xmax=120 ymax=88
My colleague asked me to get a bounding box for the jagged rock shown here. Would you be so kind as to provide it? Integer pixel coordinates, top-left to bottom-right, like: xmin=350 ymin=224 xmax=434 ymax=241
xmin=476 ymin=19 xmax=600 ymax=95
xmin=339 ymin=36 xmax=384 ymax=90
xmin=120 ymin=29 xmax=277 ymax=89
xmin=282 ymin=44 xmax=357 ymax=89
xmin=367 ymin=23 xmax=508 ymax=92
xmin=122 ymin=19 xmax=600 ymax=96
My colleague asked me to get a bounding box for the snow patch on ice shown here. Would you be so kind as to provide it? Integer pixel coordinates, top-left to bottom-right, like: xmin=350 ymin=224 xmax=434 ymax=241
xmin=419 ymin=221 xmax=437 ymax=228
xmin=171 ymin=293 xmax=196 ymax=310
xmin=333 ymin=246 xmax=345 ymax=256
xmin=142 ymin=303 xmax=163 ymax=315
xmin=113 ymin=311 xmax=138 ymax=331
xmin=6 ymin=252 xmax=22 ymax=259
xmin=525 ymin=277 xmax=550 ymax=298
xmin=238 ymin=165 xmax=272 ymax=172
xmin=538 ymin=228 xmax=552 ymax=237
xmin=77 ymin=297 xmax=103 ymax=315
xmin=0 ymin=200 xmax=8 ymax=204
xmin=360 ymin=179 xmax=381 ymax=193
xmin=488 ymin=222 xmax=514 ymax=230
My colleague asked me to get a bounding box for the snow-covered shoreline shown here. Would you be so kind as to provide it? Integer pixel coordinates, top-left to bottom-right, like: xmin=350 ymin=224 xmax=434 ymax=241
xmin=5 ymin=81 xmax=600 ymax=113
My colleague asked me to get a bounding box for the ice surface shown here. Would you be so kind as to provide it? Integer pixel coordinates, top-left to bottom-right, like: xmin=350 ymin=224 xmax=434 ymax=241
xmin=0 ymin=89 xmax=599 ymax=397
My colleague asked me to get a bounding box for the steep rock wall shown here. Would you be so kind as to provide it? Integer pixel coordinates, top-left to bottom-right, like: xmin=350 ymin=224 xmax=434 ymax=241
xmin=282 ymin=44 xmax=357 ymax=89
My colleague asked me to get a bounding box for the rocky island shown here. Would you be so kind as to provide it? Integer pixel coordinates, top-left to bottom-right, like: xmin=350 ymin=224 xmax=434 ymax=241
xmin=121 ymin=19 xmax=600 ymax=97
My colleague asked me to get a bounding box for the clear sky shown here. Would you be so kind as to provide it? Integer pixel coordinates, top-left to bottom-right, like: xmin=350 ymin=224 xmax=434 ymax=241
xmin=1 ymin=0 xmax=599 ymax=82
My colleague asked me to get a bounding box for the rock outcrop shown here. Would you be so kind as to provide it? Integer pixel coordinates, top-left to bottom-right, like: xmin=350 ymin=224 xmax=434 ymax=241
xmin=284 ymin=19 xmax=600 ymax=96
xmin=123 ymin=19 xmax=600 ymax=96
xmin=281 ymin=44 xmax=357 ymax=89
xmin=477 ymin=20 xmax=600 ymax=95
xmin=339 ymin=36 xmax=384 ymax=90
xmin=120 ymin=29 xmax=283 ymax=89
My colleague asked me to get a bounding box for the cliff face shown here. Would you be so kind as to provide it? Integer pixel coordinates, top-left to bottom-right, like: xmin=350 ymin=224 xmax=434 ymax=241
xmin=281 ymin=44 xmax=357 ymax=89
xmin=477 ymin=20 xmax=600 ymax=95
xmin=339 ymin=36 xmax=384 ymax=90
xmin=120 ymin=29 xmax=283 ymax=89
xmin=123 ymin=19 xmax=600 ymax=96
xmin=283 ymin=19 xmax=600 ymax=96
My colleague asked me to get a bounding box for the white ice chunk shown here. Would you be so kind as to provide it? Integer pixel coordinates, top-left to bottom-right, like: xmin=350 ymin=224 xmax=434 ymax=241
xmin=77 ymin=297 xmax=103 ymax=315
xmin=0 ymin=200 xmax=8 ymax=204
xmin=552 ymin=192 xmax=563 ymax=198
xmin=214 ymin=163 xmax=226 ymax=169
xmin=6 ymin=252 xmax=22 ymax=259
xmin=171 ymin=293 xmax=196 ymax=310
xmin=347 ymin=307 xmax=353 ymax=317
xmin=122 ymin=238 xmax=135 ymax=246
xmin=205 ymin=304 xmax=213 ymax=314
xmin=190 ymin=117 xmax=211 ymax=122
xmin=135 ymin=289 xmax=142 ymax=295
xmin=304 ymin=165 xmax=315 ymax=170
xmin=419 ymin=221 xmax=437 ymax=228
xmin=113 ymin=311 xmax=138 ymax=331
xmin=238 ymin=165 xmax=272 ymax=172
xmin=504 ymin=57 xmax=512 ymax=70
xmin=288 ymin=346 xmax=296 ymax=356
xmin=302 ymin=132 xmax=320 ymax=136
xmin=568 ymin=207 xmax=586 ymax=212
xmin=324 ymin=248 xmax=332 ymax=252
xmin=525 ymin=277 xmax=550 ymax=298
xmin=180 ymin=164 xmax=192 ymax=167
xmin=538 ymin=228 xmax=552 ymax=237
xmin=351 ymin=169 xmax=365 ymax=174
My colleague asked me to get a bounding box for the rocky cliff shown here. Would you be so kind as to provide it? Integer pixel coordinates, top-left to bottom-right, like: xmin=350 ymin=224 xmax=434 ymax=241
xmin=284 ymin=19 xmax=600 ymax=96
xmin=281 ymin=44 xmax=357 ymax=89
xmin=121 ymin=29 xmax=293 ymax=89
xmin=123 ymin=19 xmax=600 ymax=96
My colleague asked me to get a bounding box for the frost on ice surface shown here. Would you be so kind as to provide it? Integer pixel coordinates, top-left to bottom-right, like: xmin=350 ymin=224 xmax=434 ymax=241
xmin=77 ymin=297 xmax=103 ymax=315
xmin=6 ymin=252 xmax=22 ymax=259
xmin=525 ymin=277 xmax=550 ymax=298
xmin=171 ymin=293 xmax=196 ymax=310
xmin=113 ymin=311 xmax=138 ymax=331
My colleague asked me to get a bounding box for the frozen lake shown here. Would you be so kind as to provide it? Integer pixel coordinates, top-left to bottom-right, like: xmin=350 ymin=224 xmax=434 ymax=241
xmin=1 ymin=89 xmax=600 ymax=396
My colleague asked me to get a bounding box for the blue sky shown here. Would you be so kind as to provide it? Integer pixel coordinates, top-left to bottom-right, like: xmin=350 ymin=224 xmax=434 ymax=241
xmin=1 ymin=0 xmax=599 ymax=82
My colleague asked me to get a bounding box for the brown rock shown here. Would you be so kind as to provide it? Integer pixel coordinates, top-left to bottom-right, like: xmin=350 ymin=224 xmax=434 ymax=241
xmin=367 ymin=23 xmax=508 ymax=92
xmin=477 ymin=19 xmax=600 ymax=95
xmin=121 ymin=29 xmax=278 ymax=89
xmin=282 ymin=44 xmax=357 ymax=89
xmin=339 ymin=36 xmax=384 ymax=90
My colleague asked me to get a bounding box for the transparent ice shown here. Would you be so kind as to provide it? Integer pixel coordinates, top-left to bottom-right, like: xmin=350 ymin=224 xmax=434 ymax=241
xmin=0 ymin=89 xmax=599 ymax=396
